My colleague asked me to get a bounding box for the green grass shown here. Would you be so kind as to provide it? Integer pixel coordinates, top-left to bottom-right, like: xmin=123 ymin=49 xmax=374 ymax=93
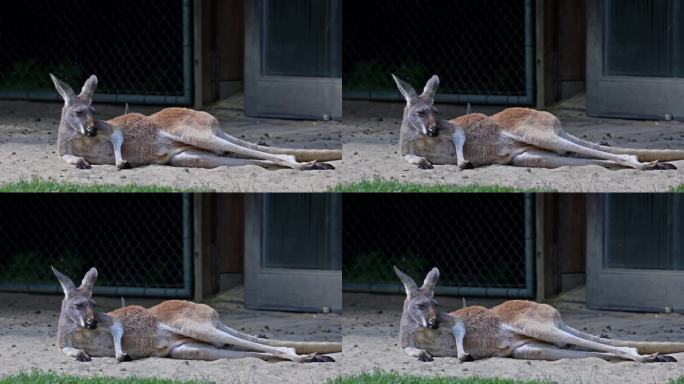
xmin=329 ymin=372 xmax=547 ymax=384
xmin=0 ymin=179 xmax=200 ymax=193
xmin=330 ymin=179 xmax=552 ymax=193
xmin=669 ymin=377 xmax=684 ymax=384
xmin=0 ymin=372 xmax=209 ymax=384
xmin=671 ymin=184 xmax=684 ymax=192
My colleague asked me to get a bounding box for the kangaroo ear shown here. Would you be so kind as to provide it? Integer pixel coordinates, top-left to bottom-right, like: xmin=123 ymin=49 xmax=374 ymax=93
xmin=420 ymin=75 xmax=440 ymax=104
xmin=391 ymin=74 xmax=418 ymax=105
xmin=79 ymin=267 xmax=98 ymax=295
xmin=51 ymin=266 xmax=76 ymax=296
xmin=466 ymin=102 xmax=472 ymax=115
xmin=79 ymin=75 xmax=98 ymax=101
xmin=421 ymin=267 xmax=440 ymax=293
xmin=49 ymin=74 xmax=75 ymax=103
xmin=394 ymin=265 xmax=418 ymax=296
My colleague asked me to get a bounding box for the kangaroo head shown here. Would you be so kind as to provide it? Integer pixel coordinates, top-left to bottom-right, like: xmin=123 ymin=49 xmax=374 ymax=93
xmin=392 ymin=74 xmax=442 ymax=137
xmin=51 ymin=266 xmax=99 ymax=330
xmin=49 ymin=74 xmax=99 ymax=137
xmin=394 ymin=266 xmax=441 ymax=330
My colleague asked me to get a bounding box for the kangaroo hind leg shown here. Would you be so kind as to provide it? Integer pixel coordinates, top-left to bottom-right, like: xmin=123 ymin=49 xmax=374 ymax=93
xmin=511 ymin=342 xmax=619 ymax=361
xmin=168 ymin=342 xmax=280 ymax=361
xmin=528 ymin=132 xmax=668 ymax=170
xmin=511 ymin=149 xmax=621 ymax=169
xmin=520 ymin=324 xmax=670 ymax=363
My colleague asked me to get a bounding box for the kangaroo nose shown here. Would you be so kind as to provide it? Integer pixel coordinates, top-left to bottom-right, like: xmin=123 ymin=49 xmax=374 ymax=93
xmin=85 ymin=319 xmax=98 ymax=329
xmin=85 ymin=126 xmax=98 ymax=137
xmin=427 ymin=319 xmax=440 ymax=329
xmin=426 ymin=126 xmax=440 ymax=137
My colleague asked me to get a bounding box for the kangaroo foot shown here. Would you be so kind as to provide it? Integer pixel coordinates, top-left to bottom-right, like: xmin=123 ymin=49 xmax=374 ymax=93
xmin=76 ymin=159 xmax=92 ymax=170
xmin=116 ymin=160 xmax=131 ymax=170
xmin=418 ymin=159 xmax=434 ymax=170
xmin=643 ymin=161 xmax=677 ymax=171
xmin=644 ymin=353 xmax=677 ymax=363
xmin=418 ymin=351 xmax=434 ymax=362
xmin=76 ymin=351 xmax=92 ymax=362
xmin=301 ymin=353 xmax=335 ymax=363
xmin=458 ymin=353 xmax=474 ymax=362
xmin=301 ymin=161 xmax=335 ymax=171
xmin=116 ymin=353 xmax=132 ymax=362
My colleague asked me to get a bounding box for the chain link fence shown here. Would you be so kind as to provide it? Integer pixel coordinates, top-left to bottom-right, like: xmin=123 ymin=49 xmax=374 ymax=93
xmin=0 ymin=0 xmax=192 ymax=105
xmin=343 ymin=0 xmax=534 ymax=105
xmin=343 ymin=194 xmax=534 ymax=297
xmin=0 ymin=194 xmax=192 ymax=297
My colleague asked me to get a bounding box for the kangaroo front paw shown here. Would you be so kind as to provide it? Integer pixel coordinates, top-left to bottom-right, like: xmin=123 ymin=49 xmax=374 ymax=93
xmin=458 ymin=353 xmax=474 ymax=362
xmin=76 ymin=352 xmax=92 ymax=362
xmin=458 ymin=161 xmax=474 ymax=170
xmin=76 ymin=159 xmax=92 ymax=170
xmin=116 ymin=353 xmax=132 ymax=362
xmin=417 ymin=159 xmax=434 ymax=170
xmin=418 ymin=351 xmax=434 ymax=362
xmin=116 ymin=160 xmax=131 ymax=170
xmin=302 ymin=161 xmax=336 ymax=171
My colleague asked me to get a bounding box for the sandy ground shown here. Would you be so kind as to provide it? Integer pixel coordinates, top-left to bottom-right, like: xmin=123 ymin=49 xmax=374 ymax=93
xmin=0 ymin=287 xmax=341 ymax=383
xmin=340 ymin=95 xmax=684 ymax=192
xmin=343 ymin=287 xmax=684 ymax=383
xmin=0 ymin=95 xmax=342 ymax=192
xmin=3 ymin=93 xmax=683 ymax=192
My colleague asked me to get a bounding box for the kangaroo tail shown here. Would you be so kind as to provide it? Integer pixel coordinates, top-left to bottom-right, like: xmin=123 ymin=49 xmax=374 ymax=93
xmin=561 ymin=131 xmax=684 ymax=162
xmin=218 ymin=323 xmax=341 ymax=354
xmin=254 ymin=339 xmax=342 ymax=354
xmin=561 ymin=323 xmax=684 ymax=354
xmin=255 ymin=147 xmax=342 ymax=162
xmin=218 ymin=131 xmax=341 ymax=162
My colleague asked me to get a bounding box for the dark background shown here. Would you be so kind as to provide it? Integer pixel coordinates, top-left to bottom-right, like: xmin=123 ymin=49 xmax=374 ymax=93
xmin=0 ymin=194 xmax=184 ymax=288
xmin=0 ymin=0 xmax=185 ymax=95
xmin=342 ymin=0 xmax=527 ymax=96
xmin=343 ymin=194 xmax=528 ymax=289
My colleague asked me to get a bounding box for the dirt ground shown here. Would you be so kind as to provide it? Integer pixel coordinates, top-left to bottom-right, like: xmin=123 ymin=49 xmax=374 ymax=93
xmin=0 ymin=95 xmax=342 ymax=192
xmin=343 ymin=287 xmax=684 ymax=383
xmin=0 ymin=287 xmax=341 ymax=383
xmin=340 ymin=94 xmax=684 ymax=192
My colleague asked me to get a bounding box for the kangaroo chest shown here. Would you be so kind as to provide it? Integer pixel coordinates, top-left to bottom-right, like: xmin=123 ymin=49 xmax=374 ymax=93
xmin=68 ymin=328 xmax=116 ymax=357
xmin=65 ymin=136 xmax=115 ymax=165
xmin=415 ymin=327 xmax=459 ymax=357
xmin=406 ymin=136 xmax=459 ymax=165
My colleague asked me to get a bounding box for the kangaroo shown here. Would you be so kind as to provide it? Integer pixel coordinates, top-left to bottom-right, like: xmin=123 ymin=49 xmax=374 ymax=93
xmin=392 ymin=74 xmax=684 ymax=171
xmin=53 ymin=267 xmax=341 ymax=363
xmin=50 ymin=74 xmax=341 ymax=171
xmin=395 ymin=266 xmax=684 ymax=363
